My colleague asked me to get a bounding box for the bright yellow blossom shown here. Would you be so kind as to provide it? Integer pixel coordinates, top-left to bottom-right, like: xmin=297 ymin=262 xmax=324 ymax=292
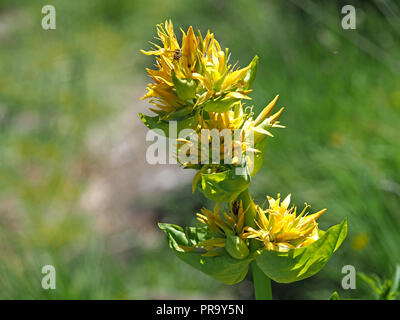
xmin=176 ymin=96 xmax=285 ymax=170
xmin=182 ymin=201 xmax=249 ymax=258
xmin=141 ymin=20 xmax=256 ymax=118
xmin=243 ymin=194 xmax=326 ymax=252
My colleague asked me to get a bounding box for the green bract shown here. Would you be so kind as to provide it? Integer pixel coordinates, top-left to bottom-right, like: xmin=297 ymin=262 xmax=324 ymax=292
xmin=203 ymin=96 xmax=238 ymax=113
xmin=243 ymin=55 xmax=258 ymax=90
xmin=172 ymin=71 xmax=197 ymax=101
xmin=158 ymin=223 xmax=254 ymax=285
xmin=255 ymin=219 xmax=347 ymax=283
xmin=250 ymin=138 xmax=268 ymax=177
xmin=197 ymin=164 xmax=251 ymax=203
xmin=225 ymin=234 xmax=250 ymax=260
xmin=165 ymin=106 xmax=195 ymax=120
xmin=139 ymin=112 xmax=199 ymax=138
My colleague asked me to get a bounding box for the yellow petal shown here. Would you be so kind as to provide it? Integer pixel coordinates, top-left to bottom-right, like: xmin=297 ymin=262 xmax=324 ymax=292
xmin=254 ymin=95 xmax=279 ymax=126
xmin=281 ymin=194 xmax=291 ymax=211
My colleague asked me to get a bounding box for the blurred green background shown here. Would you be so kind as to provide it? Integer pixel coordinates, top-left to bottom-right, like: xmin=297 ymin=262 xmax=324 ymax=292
xmin=1 ymin=0 xmax=399 ymax=299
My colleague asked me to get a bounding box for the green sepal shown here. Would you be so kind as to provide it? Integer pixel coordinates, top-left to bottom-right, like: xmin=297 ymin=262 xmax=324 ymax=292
xmin=158 ymin=223 xmax=254 ymax=285
xmin=255 ymin=219 xmax=347 ymax=283
xmin=203 ymin=96 xmax=238 ymax=113
xmin=243 ymin=55 xmax=258 ymax=90
xmin=250 ymin=137 xmax=268 ymax=177
xmin=139 ymin=112 xmax=199 ymax=138
xmin=172 ymin=71 xmax=197 ymax=101
xmin=248 ymin=116 xmax=276 ymax=177
xmin=225 ymin=235 xmax=250 ymax=260
xmin=197 ymin=164 xmax=251 ymax=203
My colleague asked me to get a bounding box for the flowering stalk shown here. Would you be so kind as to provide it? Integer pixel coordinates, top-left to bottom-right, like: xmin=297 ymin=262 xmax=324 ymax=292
xmin=252 ymin=261 xmax=272 ymax=300
xmin=238 ymin=189 xmax=272 ymax=299
xmin=141 ymin=20 xmax=347 ymax=300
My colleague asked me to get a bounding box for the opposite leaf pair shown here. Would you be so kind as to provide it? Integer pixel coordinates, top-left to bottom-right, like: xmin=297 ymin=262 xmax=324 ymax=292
xmin=159 ymin=218 xmax=346 ymax=284
xmin=159 ymin=193 xmax=347 ymax=284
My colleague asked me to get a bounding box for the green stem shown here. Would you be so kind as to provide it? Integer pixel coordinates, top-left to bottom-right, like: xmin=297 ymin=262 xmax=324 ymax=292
xmin=251 ymin=261 xmax=272 ymax=300
xmin=238 ymin=189 xmax=272 ymax=300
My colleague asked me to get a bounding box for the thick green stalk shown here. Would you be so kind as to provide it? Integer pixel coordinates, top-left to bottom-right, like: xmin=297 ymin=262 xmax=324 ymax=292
xmin=238 ymin=189 xmax=272 ymax=300
xmin=252 ymin=261 xmax=272 ymax=300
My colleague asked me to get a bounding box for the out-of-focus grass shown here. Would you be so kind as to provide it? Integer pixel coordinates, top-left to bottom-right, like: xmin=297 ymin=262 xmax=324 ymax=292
xmin=0 ymin=0 xmax=399 ymax=299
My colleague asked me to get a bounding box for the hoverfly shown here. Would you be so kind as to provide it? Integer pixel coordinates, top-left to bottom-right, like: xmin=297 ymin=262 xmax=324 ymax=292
xmin=164 ymin=49 xmax=195 ymax=70
xmin=173 ymin=49 xmax=183 ymax=61
xmin=163 ymin=49 xmax=185 ymax=61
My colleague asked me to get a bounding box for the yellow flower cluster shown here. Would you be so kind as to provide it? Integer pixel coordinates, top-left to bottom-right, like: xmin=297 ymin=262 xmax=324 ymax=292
xmin=194 ymin=201 xmax=249 ymax=259
xmin=176 ymin=97 xmax=284 ymax=169
xmin=142 ymin=21 xmax=330 ymax=256
xmin=243 ymin=194 xmax=326 ymax=252
xmin=141 ymin=20 xmax=254 ymax=118
xmin=142 ymin=21 xmax=285 ymax=171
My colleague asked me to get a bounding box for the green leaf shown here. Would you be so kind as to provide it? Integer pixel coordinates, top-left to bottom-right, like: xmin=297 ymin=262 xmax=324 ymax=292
xmin=329 ymin=291 xmax=340 ymax=300
xmin=389 ymin=264 xmax=400 ymax=299
xmin=198 ymin=164 xmax=251 ymax=203
xmin=251 ymin=137 xmax=268 ymax=177
xmin=165 ymin=106 xmax=195 ymax=120
xmin=139 ymin=112 xmax=199 ymax=138
xmin=358 ymin=272 xmax=382 ymax=298
xmin=172 ymin=71 xmax=197 ymax=101
xmin=203 ymin=96 xmax=238 ymax=112
xmin=158 ymin=223 xmax=254 ymax=285
xmin=225 ymin=235 xmax=250 ymax=260
xmin=243 ymin=55 xmax=258 ymax=90
xmin=255 ymin=219 xmax=347 ymax=283
xmin=358 ymin=264 xmax=400 ymax=300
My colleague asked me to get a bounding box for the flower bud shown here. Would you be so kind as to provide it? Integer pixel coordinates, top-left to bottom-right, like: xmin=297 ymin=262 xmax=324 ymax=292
xmin=225 ymin=234 xmax=249 ymax=260
xmin=197 ymin=164 xmax=251 ymax=203
xmin=243 ymin=55 xmax=258 ymax=90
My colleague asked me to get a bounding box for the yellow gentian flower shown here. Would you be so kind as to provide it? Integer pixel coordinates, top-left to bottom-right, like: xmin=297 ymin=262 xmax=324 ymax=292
xmin=243 ymin=194 xmax=326 ymax=252
xmin=141 ymin=20 xmax=257 ymax=118
xmin=181 ymin=201 xmax=249 ymax=259
xmin=176 ymin=96 xmax=284 ymax=170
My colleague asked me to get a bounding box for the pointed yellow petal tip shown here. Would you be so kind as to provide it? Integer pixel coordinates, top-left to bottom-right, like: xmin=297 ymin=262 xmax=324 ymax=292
xmin=252 ymin=126 xmax=274 ymax=137
xmin=282 ymin=194 xmax=291 ymax=209
xmin=269 ymin=107 xmax=284 ymax=123
xmin=254 ymin=95 xmax=280 ymax=126
xmin=187 ymin=25 xmax=194 ymax=34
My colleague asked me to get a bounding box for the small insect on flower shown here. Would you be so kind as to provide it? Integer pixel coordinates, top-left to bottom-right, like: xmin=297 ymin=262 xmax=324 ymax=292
xmin=172 ymin=49 xmax=183 ymax=61
xmin=243 ymin=194 xmax=326 ymax=252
